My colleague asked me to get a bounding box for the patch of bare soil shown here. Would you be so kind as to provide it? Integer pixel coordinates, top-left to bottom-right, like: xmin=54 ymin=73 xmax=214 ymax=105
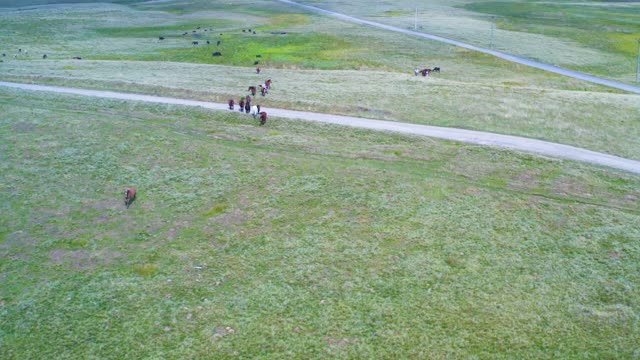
xmin=326 ymin=336 xmax=359 ymax=350
xmin=508 ymin=170 xmax=542 ymax=191
xmin=11 ymin=122 xmax=39 ymax=133
xmin=48 ymin=249 xmax=122 ymax=269
xmin=550 ymin=177 xmax=592 ymax=199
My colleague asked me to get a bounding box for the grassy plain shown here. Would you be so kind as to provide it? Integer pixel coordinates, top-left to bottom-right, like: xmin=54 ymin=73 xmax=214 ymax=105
xmin=1 ymin=87 xmax=640 ymax=358
xmin=1 ymin=1 xmax=638 ymax=160
xmin=1 ymin=1 xmax=640 ymax=358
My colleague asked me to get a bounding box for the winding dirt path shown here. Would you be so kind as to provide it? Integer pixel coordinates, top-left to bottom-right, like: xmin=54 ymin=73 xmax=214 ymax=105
xmin=2 ymin=81 xmax=639 ymax=174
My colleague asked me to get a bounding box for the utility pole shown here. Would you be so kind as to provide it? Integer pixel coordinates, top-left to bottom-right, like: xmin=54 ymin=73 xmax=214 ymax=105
xmin=490 ymin=15 xmax=495 ymax=49
xmin=636 ymin=38 xmax=640 ymax=83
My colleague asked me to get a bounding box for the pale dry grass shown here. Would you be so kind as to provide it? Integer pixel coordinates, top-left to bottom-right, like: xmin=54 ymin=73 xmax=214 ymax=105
xmin=2 ymin=59 xmax=638 ymax=160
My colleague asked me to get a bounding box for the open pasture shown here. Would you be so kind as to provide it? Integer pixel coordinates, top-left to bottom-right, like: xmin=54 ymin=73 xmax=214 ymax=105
xmin=1 ymin=87 xmax=640 ymax=358
xmin=1 ymin=1 xmax=638 ymax=160
xmin=302 ymin=0 xmax=640 ymax=83
xmin=1 ymin=1 xmax=640 ymax=357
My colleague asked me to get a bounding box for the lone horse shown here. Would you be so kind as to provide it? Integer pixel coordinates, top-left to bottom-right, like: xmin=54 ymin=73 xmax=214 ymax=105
xmin=124 ymin=187 xmax=136 ymax=209
xmin=248 ymin=86 xmax=257 ymax=96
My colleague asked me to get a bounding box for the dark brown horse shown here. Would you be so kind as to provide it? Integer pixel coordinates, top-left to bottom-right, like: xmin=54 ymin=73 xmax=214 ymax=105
xmin=228 ymin=98 xmax=234 ymax=110
xmin=259 ymin=112 xmax=267 ymax=126
xmin=420 ymin=68 xmax=431 ymax=77
xmin=124 ymin=187 xmax=136 ymax=209
xmin=248 ymin=86 xmax=256 ymax=96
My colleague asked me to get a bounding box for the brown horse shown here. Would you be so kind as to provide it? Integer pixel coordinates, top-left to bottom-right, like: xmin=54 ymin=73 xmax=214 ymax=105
xmin=248 ymin=86 xmax=256 ymax=96
xmin=124 ymin=187 xmax=136 ymax=209
xmin=265 ymin=79 xmax=272 ymax=89
xmin=420 ymin=69 xmax=431 ymax=77
xmin=259 ymin=112 xmax=267 ymax=126
xmin=228 ymin=98 xmax=234 ymax=110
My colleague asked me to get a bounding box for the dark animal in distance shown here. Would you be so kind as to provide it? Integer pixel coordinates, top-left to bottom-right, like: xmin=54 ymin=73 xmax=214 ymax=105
xmin=253 ymin=60 xmax=259 ymax=65
xmin=259 ymin=112 xmax=267 ymax=126
xmin=265 ymin=79 xmax=272 ymax=89
xmin=42 ymin=54 xmax=47 ymax=59
xmin=256 ymin=54 xmax=261 ymax=58
xmin=206 ymin=40 xmax=210 ymax=44
xmin=124 ymin=187 xmax=136 ymax=209
xmin=159 ymin=36 xmax=164 ymax=40
xmin=212 ymin=51 xmax=222 ymax=56
xmin=216 ymin=40 xmax=221 ymax=46
xmin=248 ymin=86 xmax=257 ymax=96
xmin=433 ymin=67 xmax=440 ymax=73
xmin=228 ymin=98 xmax=234 ymax=110
xmin=256 ymin=67 xmax=261 ymax=74
xmin=419 ymin=68 xmax=431 ymax=76
xmin=72 ymin=56 xmax=82 ymax=60
xmin=192 ymin=41 xmax=199 ymax=45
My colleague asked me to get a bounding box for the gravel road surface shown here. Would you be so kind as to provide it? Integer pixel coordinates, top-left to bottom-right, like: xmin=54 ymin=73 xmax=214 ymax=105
xmin=2 ymin=81 xmax=639 ymax=174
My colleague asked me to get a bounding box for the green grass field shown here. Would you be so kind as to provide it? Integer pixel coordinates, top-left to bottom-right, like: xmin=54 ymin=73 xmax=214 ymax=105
xmin=1 ymin=87 xmax=639 ymax=358
xmin=1 ymin=0 xmax=640 ymax=358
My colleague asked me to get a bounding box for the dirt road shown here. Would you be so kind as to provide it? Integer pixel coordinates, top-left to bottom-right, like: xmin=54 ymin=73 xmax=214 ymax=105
xmin=1 ymin=80 xmax=639 ymax=174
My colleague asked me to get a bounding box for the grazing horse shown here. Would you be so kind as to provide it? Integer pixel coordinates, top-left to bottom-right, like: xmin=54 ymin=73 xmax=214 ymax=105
xmin=259 ymin=112 xmax=267 ymax=126
xmin=72 ymin=56 xmax=82 ymax=60
xmin=228 ymin=98 xmax=234 ymax=110
xmin=260 ymin=85 xmax=267 ymax=96
xmin=256 ymin=67 xmax=261 ymax=74
xmin=238 ymin=99 xmax=245 ymax=112
xmin=420 ymin=68 xmax=431 ymax=77
xmin=253 ymin=60 xmax=259 ymax=65
xmin=248 ymin=86 xmax=256 ymax=96
xmin=124 ymin=187 xmax=136 ymax=209
xmin=245 ymin=95 xmax=251 ymax=104
xmin=433 ymin=67 xmax=440 ymax=73
xmin=245 ymin=98 xmax=251 ymax=113
xmin=159 ymin=36 xmax=165 ymax=40
xmin=192 ymin=41 xmax=199 ymax=45
xmin=265 ymin=79 xmax=272 ymax=89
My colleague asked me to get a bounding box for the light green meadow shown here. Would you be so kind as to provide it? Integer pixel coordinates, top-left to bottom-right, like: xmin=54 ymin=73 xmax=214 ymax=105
xmin=1 ymin=1 xmax=640 ymax=358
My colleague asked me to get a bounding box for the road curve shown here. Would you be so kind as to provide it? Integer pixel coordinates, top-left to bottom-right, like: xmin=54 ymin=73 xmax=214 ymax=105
xmin=2 ymin=81 xmax=639 ymax=174
xmin=277 ymin=0 xmax=640 ymax=95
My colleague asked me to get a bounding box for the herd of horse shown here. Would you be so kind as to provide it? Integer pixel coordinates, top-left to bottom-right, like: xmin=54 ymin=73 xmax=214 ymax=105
xmin=228 ymin=77 xmax=272 ymax=127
